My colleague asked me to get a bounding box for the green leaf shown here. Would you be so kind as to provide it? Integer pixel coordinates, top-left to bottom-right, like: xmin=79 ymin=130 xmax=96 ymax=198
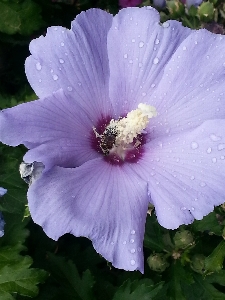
xmin=167 ymin=261 xmax=193 ymax=300
xmin=0 ymin=0 xmax=44 ymax=35
xmin=112 ymin=279 xmax=163 ymax=300
xmin=191 ymin=211 xmax=223 ymax=236
xmin=205 ymin=240 xmax=225 ymax=273
xmin=47 ymin=253 xmax=95 ymax=300
xmin=0 ymin=256 xmax=47 ymax=298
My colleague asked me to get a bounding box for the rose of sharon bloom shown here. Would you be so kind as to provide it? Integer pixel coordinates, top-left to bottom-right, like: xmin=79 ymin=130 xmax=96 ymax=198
xmin=1 ymin=7 xmax=225 ymax=272
xmin=119 ymin=0 xmax=142 ymax=8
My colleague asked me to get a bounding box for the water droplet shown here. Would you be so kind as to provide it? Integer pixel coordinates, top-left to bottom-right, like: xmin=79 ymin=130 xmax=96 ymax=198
xmin=78 ymin=82 xmax=82 ymax=86
xmin=162 ymin=21 xmax=170 ymax=28
xmin=38 ymin=79 xmax=42 ymax=83
xmin=129 ymin=59 xmax=133 ymax=64
xmin=191 ymin=207 xmax=195 ymax=211
xmin=153 ymin=57 xmax=159 ymax=64
xmin=50 ymin=69 xmax=54 ymax=73
xmin=190 ymin=176 xmax=195 ymax=180
xmin=138 ymin=62 xmax=143 ymax=68
xmin=131 ymin=230 xmax=135 ymax=234
xmin=155 ymin=39 xmax=160 ymax=45
xmin=36 ymin=62 xmax=42 ymax=71
xmin=210 ymin=134 xmax=221 ymax=141
xmin=53 ymin=74 xmax=58 ymax=81
xmin=130 ymin=259 xmax=136 ymax=266
xmin=67 ymin=86 xmax=72 ymax=92
xmin=65 ymin=52 xmax=68 ymax=56
xmin=151 ymin=83 xmax=155 ymax=88
xmin=181 ymin=207 xmax=186 ymax=211
xmin=218 ymin=144 xmax=225 ymax=151
xmin=183 ymin=46 xmax=187 ymax=50
xmin=221 ymin=155 xmax=225 ymax=160
xmin=130 ymin=249 xmax=136 ymax=253
xmin=124 ymin=53 xmax=128 ymax=59
xmin=131 ymin=38 xmax=135 ymax=43
xmin=130 ymin=239 xmax=134 ymax=243
xmin=139 ymin=41 xmax=144 ymax=48
xmin=123 ymin=241 xmax=127 ymax=245
xmin=59 ymin=59 xmax=64 ymax=64
xmin=142 ymin=92 xmax=146 ymax=96
xmin=191 ymin=142 xmax=199 ymax=149
xmin=194 ymin=41 xmax=198 ymax=44
xmin=53 ymin=27 xmax=58 ymax=31
xmin=212 ymin=157 xmax=217 ymax=163
xmin=207 ymin=147 xmax=212 ymax=154
xmin=200 ymin=182 xmax=206 ymax=187
xmin=61 ymin=42 xmax=65 ymax=46
xmin=137 ymin=247 xmax=141 ymax=252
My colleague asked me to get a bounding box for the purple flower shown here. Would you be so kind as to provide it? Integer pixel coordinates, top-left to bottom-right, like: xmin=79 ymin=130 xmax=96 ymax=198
xmin=180 ymin=0 xmax=203 ymax=7
xmin=153 ymin=0 xmax=166 ymax=8
xmin=0 ymin=7 xmax=225 ymax=272
xmin=119 ymin=0 xmax=142 ymax=8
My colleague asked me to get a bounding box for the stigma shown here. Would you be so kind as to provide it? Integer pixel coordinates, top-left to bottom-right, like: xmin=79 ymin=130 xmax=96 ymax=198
xmin=93 ymin=103 xmax=157 ymax=162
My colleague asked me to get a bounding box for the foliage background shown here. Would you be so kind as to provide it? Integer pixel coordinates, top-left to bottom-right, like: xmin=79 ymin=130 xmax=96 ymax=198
xmin=1 ymin=0 xmax=225 ymax=299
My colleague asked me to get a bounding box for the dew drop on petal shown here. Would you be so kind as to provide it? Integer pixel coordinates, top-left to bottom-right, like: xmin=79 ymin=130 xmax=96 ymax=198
xmin=36 ymin=62 xmax=42 ymax=71
xmin=190 ymin=176 xmax=195 ymax=180
xmin=218 ymin=144 xmax=225 ymax=151
xmin=131 ymin=230 xmax=135 ymax=234
xmin=132 ymin=39 xmax=135 ymax=43
xmin=162 ymin=21 xmax=170 ymax=28
xmin=181 ymin=207 xmax=186 ymax=211
xmin=139 ymin=41 xmax=144 ymax=48
xmin=212 ymin=157 xmax=217 ymax=163
xmin=200 ymin=182 xmax=206 ymax=187
xmin=191 ymin=142 xmax=198 ymax=149
xmin=210 ymin=134 xmax=221 ymax=141
xmin=53 ymin=74 xmax=58 ymax=81
xmin=183 ymin=46 xmax=187 ymax=50
xmin=221 ymin=156 xmax=225 ymax=160
xmin=124 ymin=53 xmax=128 ymax=59
xmin=151 ymin=83 xmax=156 ymax=88
xmin=153 ymin=57 xmax=159 ymax=64
xmin=123 ymin=241 xmax=127 ymax=245
xmin=59 ymin=59 xmax=64 ymax=64
xmin=130 ymin=260 xmax=136 ymax=266
xmin=67 ymin=86 xmax=72 ymax=92
xmin=130 ymin=239 xmax=134 ymax=243
xmin=155 ymin=39 xmax=160 ymax=45
xmin=61 ymin=42 xmax=65 ymax=46
xmin=138 ymin=247 xmax=141 ymax=252
xmin=207 ymin=147 xmax=212 ymax=154
xmin=130 ymin=249 xmax=136 ymax=253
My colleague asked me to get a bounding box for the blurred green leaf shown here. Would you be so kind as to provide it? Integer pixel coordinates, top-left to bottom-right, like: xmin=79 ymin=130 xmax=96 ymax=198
xmin=112 ymin=279 xmax=163 ymax=300
xmin=0 ymin=0 xmax=44 ymax=35
xmin=47 ymin=253 xmax=95 ymax=300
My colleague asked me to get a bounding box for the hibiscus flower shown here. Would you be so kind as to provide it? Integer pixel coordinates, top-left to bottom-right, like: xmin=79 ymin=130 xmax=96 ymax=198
xmin=0 ymin=7 xmax=225 ymax=272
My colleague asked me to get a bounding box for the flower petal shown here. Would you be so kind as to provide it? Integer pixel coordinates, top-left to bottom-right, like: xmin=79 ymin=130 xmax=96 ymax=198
xmin=0 ymin=89 xmax=99 ymax=169
xmin=149 ymin=29 xmax=225 ymax=139
xmin=107 ymin=6 xmax=191 ymax=116
xmin=131 ymin=120 xmax=225 ymax=229
xmin=28 ymin=158 xmax=149 ymax=272
xmin=25 ymin=9 xmax=113 ymax=117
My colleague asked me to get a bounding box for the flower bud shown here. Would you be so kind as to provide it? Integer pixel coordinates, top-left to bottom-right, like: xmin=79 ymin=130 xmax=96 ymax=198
xmin=173 ymin=230 xmax=194 ymax=249
xmin=147 ymin=253 xmax=169 ymax=272
xmin=190 ymin=254 xmax=205 ymax=274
